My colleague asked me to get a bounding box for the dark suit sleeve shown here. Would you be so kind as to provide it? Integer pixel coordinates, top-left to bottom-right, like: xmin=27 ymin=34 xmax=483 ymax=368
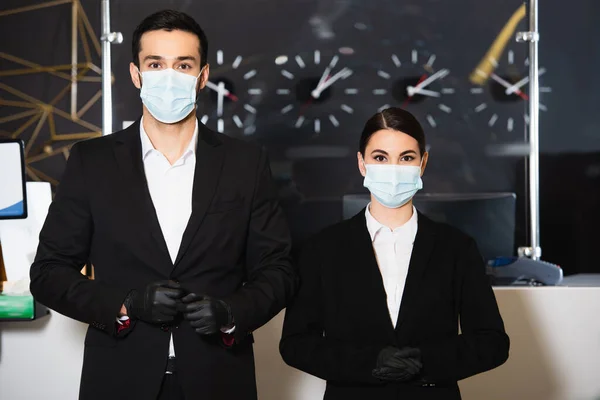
xmin=223 ymin=149 xmax=296 ymax=343
xmin=30 ymin=143 xmax=130 ymax=335
xmin=419 ymin=238 xmax=510 ymax=382
xmin=279 ymin=241 xmax=382 ymax=384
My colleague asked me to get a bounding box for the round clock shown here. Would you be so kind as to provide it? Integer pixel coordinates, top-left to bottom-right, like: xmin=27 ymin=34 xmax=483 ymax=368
xmin=198 ymin=50 xmax=264 ymax=136
xmin=369 ymin=47 xmax=458 ymax=129
xmin=467 ymin=47 xmax=551 ymax=141
xmin=270 ymin=50 xmax=359 ymax=138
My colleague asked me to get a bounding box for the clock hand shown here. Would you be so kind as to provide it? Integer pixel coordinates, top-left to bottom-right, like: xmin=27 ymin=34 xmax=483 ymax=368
xmin=505 ymin=76 xmax=529 ymax=95
xmin=405 ymin=87 xmax=441 ymax=98
xmin=298 ymin=74 xmax=333 ymax=117
xmin=315 ymin=55 xmax=339 ymax=90
xmin=505 ymin=68 xmax=546 ymax=95
xmin=311 ymin=68 xmax=353 ymax=98
xmin=407 ymin=69 xmax=449 ymax=96
xmin=205 ymin=80 xmax=239 ymax=101
xmin=206 ymin=80 xmax=229 ymax=95
xmin=403 ymin=74 xmax=427 ymax=107
xmin=217 ymin=81 xmax=225 ymax=117
xmin=487 ymin=72 xmax=529 ymax=100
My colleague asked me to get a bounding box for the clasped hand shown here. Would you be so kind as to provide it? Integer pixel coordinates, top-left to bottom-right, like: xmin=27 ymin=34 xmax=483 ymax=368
xmin=372 ymin=346 xmax=423 ymax=382
xmin=178 ymin=293 xmax=233 ymax=335
xmin=126 ymin=281 xmax=232 ymax=335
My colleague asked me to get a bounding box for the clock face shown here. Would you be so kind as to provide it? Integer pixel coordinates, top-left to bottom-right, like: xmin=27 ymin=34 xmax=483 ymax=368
xmin=198 ymin=50 xmax=264 ymax=136
xmin=268 ymin=50 xmax=360 ymax=138
xmin=468 ymin=47 xmax=552 ymax=142
xmin=368 ymin=47 xmax=459 ymax=130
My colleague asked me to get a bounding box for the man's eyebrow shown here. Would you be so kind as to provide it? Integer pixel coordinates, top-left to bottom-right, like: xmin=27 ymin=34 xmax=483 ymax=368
xmin=143 ymin=55 xmax=163 ymax=61
xmin=143 ymin=55 xmax=198 ymax=62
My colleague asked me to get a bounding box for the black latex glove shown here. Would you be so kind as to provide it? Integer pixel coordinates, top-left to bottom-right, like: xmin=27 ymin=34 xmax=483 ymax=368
xmin=180 ymin=293 xmax=233 ymax=335
xmin=372 ymin=346 xmax=423 ymax=382
xmin=125 ymin=280 xmax=185 ymax=324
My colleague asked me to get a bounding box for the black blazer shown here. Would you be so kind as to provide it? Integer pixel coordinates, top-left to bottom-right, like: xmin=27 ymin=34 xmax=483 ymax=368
xmin=30 ymin=120 xmax=296 ymax=400
xmin=280 ymin=210 xmax=509 ymax=400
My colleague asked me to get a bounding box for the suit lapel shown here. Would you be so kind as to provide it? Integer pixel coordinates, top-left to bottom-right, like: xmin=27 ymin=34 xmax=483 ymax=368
xmin=395 ymin=211 xmax=437 ymax=332
xmin=112 ymin=119 xmax=173 ymax=273
xmin=348 ymin=210 xmax=397 ymax=340
xmin=173 ymin=123 xmax=224 ymax=267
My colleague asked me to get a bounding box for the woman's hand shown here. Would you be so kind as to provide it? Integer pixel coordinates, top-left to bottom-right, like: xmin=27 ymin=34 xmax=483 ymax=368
xmin=372 ymin=346 xmax=422 ymax=382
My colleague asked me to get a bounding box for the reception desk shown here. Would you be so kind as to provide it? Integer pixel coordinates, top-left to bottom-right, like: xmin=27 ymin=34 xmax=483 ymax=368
xmin=2 ymin=284 xmax=600 ymax=400
xmin=254 ymin=283 xmax=600 ymax=400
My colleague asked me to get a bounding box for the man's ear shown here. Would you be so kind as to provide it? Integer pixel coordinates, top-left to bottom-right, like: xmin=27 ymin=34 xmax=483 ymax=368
xmin=130 ymin=62 xmax=141 ymax=89
xmin=197 ymin=64 xmax=210 ymax=90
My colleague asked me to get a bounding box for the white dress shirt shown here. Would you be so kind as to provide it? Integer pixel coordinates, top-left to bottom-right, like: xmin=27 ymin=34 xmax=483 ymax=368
xmin=141 ymin=117 xmax=198 ymax=357
xmin=365 ymin=204 xmax=418 ymax=327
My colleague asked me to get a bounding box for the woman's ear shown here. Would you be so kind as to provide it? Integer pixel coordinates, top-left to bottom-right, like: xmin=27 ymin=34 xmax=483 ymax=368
xmin=357 ymin=152 xmax=366 ymax=177
xmin=420 ymin=151 xmax=429 ymax=176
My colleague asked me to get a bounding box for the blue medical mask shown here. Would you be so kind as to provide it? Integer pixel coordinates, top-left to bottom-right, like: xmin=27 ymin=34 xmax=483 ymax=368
xmin=138 ymin=67 xmax=204 ymax=124
xmin=363 ymin=162 xmax=424 ymax=209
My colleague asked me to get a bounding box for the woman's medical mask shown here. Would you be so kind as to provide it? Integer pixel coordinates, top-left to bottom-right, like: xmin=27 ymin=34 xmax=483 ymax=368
xmin=363 ymin=161 xmax=424 ymax=209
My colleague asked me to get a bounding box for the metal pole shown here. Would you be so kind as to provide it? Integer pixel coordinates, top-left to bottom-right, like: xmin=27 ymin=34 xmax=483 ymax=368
xmin=527 ymin=0 xmax=541 ymax=260
xmin=101 ymin=0 xmax=112 ymax=135
xmin=517 ymin=0 xmax=541 ymax=260
xmin=71 ymin=0 xmax=78 ymax=119
xmin=100 ymin=0 xmax=122 ymax=136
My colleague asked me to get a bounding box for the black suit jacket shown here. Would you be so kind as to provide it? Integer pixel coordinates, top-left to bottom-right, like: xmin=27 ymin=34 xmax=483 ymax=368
xmin=280 ymin=210 xmax=509 ymax=400
xmin=30 ymin=120 xmax=296 ymax=400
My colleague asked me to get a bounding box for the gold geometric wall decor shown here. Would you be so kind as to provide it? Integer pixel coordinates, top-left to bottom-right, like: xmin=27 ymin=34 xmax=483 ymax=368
xmin=0 ymin=0 xmax=109 ymax=186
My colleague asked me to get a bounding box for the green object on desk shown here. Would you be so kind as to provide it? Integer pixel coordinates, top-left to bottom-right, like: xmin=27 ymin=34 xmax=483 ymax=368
xmin=0 ymin=294 xmax=35 ymax=319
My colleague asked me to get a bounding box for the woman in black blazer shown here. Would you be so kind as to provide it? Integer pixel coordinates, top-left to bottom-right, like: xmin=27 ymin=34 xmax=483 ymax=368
xmin=280 ymin=107 xmax=509 ymax=400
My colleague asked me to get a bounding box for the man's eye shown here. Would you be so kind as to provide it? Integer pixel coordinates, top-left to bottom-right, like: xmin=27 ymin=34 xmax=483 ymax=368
xmin=149 ymin=63 xmax=161 ymax=69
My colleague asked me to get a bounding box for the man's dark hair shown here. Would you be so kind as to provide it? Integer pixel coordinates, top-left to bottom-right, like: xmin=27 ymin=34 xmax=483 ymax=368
xmin=132 ymin=9 xmax=208 ymax=68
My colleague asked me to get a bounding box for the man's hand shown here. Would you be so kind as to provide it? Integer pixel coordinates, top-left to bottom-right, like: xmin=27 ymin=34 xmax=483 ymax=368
xmin=180 ymin=293 xmax=233 ymax=335
xmin=372 ymin=346 xmax=423 ymax=382
xmin=125 ymin=280 xmax=185 ymax=324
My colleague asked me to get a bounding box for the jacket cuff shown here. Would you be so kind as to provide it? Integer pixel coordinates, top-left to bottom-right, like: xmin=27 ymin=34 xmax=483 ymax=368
xmin=222 ymin=295 xmax=250 ymax=343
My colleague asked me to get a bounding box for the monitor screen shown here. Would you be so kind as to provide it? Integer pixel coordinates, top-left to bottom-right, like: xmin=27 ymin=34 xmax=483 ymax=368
xmin=343 ymin=192 xmax=516 ymax=261
xmin=414 ymin=193 xmax=516 ymax=261
xmin=0 ymin=139 xmax=27 ymax=219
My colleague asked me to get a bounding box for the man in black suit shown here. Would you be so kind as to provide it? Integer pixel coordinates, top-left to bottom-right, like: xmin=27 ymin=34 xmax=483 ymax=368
xmin=30 ymin=10 xmax=295 ymax=400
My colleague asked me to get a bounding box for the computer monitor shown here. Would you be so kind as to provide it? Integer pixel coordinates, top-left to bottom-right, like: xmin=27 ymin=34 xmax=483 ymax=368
xmin=342 ymin=192 xmax=517 ymax=261
xmin=0 ymin=139 xmax=27 ymax=219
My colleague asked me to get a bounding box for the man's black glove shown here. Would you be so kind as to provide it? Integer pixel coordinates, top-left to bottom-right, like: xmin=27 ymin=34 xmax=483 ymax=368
xmin=124 ymin=280 xmax=185 ymax=324
xmin=180 ymin=293 xmax=233 ymax=335
xmin=372 ymin=346 xmax=423 ymax=382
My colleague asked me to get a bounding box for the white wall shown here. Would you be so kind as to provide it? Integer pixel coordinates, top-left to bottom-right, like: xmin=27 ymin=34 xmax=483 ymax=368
xmin=459 ymin=288 xmax=600 ymax=400
xmin=2 ymin=287 xmax=600 ymax=400
xmin=0 ymin=312 xmax=86 ymax=399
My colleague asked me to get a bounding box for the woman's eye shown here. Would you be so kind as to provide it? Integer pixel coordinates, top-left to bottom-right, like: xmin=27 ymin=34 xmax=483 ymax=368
xmin=374 ymin=155 xmax=386 ymax=162
xmin=401 ymin=156 xmax=415 ymax=162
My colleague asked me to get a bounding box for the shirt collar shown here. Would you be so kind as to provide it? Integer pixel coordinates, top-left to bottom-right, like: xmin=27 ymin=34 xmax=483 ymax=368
xmin=139 ymin=116 xmax=198 ymax=161
xmin=365 ymin=203 xmax=419 ymax=242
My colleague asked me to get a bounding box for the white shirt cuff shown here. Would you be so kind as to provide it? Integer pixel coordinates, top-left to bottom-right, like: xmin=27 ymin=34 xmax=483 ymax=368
xmin=221 ymin=325 xmax=236 ymax=334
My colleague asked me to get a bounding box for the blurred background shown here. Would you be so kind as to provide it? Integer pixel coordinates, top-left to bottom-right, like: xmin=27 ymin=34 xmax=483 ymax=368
xmin=1 ymin=0 xmax=599 ymax=275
